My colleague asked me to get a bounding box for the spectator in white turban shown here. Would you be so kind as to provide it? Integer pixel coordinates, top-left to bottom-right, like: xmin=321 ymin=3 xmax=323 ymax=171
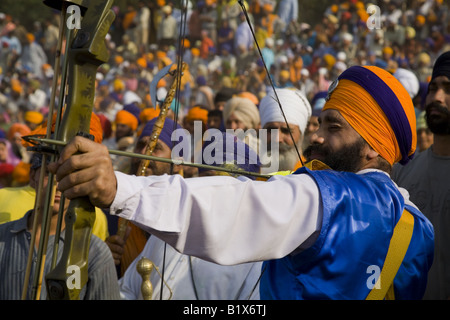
xmin=393 ymin=68 xmax=420 ymax=99
xmin=223 ymin=97 xmax=260 ymax=130
xmin=259 ymin=88 xmax=312 ymax=173
xmin=222 ymin=96 xmax=261 ymax=153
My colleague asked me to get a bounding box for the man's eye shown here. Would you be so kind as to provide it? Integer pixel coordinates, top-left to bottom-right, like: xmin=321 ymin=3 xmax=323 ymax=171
xmin=443 ymin=84 xmax=450 ymax=94
xmin=328 ymin=125 xmax=341 ymax=131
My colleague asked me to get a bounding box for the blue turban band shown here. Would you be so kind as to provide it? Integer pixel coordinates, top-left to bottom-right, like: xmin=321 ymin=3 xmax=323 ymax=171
xmin=200 ymin=132 xmax=261 ymax=179
xmin=338 ymin=66 xmax=413 ymax=165
xmin=139 ymin=117 xmax=184 ymax=152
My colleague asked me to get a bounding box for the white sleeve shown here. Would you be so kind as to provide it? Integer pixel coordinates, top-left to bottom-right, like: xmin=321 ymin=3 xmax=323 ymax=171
xmin=110 ymin=171 xmax=322 ymax=265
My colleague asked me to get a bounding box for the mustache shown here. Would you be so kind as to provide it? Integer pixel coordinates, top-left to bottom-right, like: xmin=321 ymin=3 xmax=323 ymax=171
xmin=426 ymin=101 xmax=449 ymax=116
xmin=304 ymin=143 xmax=331 ymax=160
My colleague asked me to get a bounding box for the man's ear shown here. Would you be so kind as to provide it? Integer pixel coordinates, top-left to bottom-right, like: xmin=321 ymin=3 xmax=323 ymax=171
xmin=365 ymin=145 xmax=379 ymax=161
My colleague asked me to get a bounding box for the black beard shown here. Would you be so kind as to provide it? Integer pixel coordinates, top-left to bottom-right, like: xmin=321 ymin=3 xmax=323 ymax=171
xmin=304 ymin=138 xmax=367 ymax=172
xmin=426 ymin=101 xmax=450 ymax=135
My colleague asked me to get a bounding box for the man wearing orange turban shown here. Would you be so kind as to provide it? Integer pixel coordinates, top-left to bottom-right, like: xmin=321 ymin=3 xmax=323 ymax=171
xmin=183 ymin=105 xmax=208 ymax=130
xmin=46 ymin=66 xmax=434 ymax=300
xmin=306 ymin=65 xmax=417 ymax=170
xmin=114 ymin=109 xmax=138 ymax=143
xmin=24 ymin=111 xmax=103 ymax=145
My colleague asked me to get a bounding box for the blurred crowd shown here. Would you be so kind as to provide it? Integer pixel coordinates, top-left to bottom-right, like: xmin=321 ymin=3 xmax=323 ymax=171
xmin=0 ymin=0 xmax=448 ymax=187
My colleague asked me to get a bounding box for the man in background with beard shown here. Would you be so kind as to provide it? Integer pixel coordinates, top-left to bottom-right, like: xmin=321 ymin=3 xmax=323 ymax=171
xmin=391 ymin=51 xmax=450 ymax=300
xmin=258 ymin=88 xmax=311 ymax=173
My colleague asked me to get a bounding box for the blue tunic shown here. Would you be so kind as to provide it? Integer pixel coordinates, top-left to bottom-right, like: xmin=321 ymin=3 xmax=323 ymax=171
xmin=260 ymin=168 xmax=434 ymax=300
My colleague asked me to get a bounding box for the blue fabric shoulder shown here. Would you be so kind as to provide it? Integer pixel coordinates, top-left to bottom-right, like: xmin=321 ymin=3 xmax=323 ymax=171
xmin=260 ymin=168 xmax=434 ymax=300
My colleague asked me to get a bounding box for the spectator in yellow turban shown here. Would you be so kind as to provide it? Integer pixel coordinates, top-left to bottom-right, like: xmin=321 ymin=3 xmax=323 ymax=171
xmin=323 ymin=54 xmax=336 ymax=71
xmin=24 ymin=111 xmax=44 ymax=131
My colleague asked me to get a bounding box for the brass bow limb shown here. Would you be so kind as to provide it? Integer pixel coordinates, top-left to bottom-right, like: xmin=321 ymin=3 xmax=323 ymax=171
xmin=38 ymin=0 xmax=115 ymax=300
xmin=118 ymin=2 xmax=188 ymax=298
xmin=117 ymin=63 xmax=186 ymax=240
xmin=116 ymin=62 xmax=186 ymax=300
xmin=21 ymin=154 xmax=48 ymax=300
xmin=22 ymin=1 xmax=72 ymax=300
xmin=138 ymin=63 xmax=186 ymax=176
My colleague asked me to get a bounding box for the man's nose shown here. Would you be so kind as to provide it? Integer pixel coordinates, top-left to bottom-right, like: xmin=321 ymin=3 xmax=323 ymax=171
xmin=310 ymin=132 xmax=324 ymax=145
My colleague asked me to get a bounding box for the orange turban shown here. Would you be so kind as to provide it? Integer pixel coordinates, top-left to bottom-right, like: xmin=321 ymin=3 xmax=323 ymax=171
xmin=323 ymin=66 xmax=416 ymax=166
xmin=156 ymin=50 xmax=166 ymax=59
xmin=185 ymin=106 xmax=208 ymax=125
xmin=12 ymin=161 xmax=31 ymax=185
xmin=191 ymin=48 xmax=200 ymax=57
xmin=238 ymin=91 xmax=259 ymax=105
xmin=11 ymin=79 xmax=22 ymax=94
xmin=114 ymin=55 xmax=124 ymax=65
xmin=263 ymin=3 xmax=273 ymax=12
xmin=279 ymin=70 xmax=290 ymax=80
xmin=113 ymin=79 xmax=125 ymax=91
xmin=137 ymin=57 xmax=147 ymax=68
xmin=115 ymin=110 xmax=138 ymax=131
xmin=182 ymin=38 xmax=190 ymax=48
xmin=323 ymin=54 xmax=336 ymax=70
xmin=24 ymin=111 xmax=44 ymax=125
xmin=139 ymin=108 xmax=160 ymax=123
xmin=26 ymin=33 xmax=35 ymax=43
xmin=23 ymin=112 xmax=103 ymax=146
xmin=382 ymin=46 xmax=393 ymax=56
xmin=8 ymin=123 xmax=31 ymax=142
xmin=416 ymin=15 xmax=426 ymax=25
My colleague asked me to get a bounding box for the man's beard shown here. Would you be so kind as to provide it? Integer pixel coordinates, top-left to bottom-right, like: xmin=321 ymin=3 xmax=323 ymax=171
xmin=304 ymin=137 xmax=367 ymax=172
xmin=277 ymin=143 xmax=301 ymax=171
xmin=426 ymin=101 xmax=450 ymax=135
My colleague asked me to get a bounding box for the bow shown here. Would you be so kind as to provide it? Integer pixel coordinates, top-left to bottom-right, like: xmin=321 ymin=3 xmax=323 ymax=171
xmin=31 ymin=0 xmax=115 ymax=300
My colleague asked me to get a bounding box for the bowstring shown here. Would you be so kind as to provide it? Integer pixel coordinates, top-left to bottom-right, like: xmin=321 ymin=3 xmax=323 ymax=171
xmin=237 ymin=1 xmax=304 ymax=167
xmin=159 ymin=0 xmax=189 ymax=300
xmin=236 ymin=1 xmax=303 ymax=299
